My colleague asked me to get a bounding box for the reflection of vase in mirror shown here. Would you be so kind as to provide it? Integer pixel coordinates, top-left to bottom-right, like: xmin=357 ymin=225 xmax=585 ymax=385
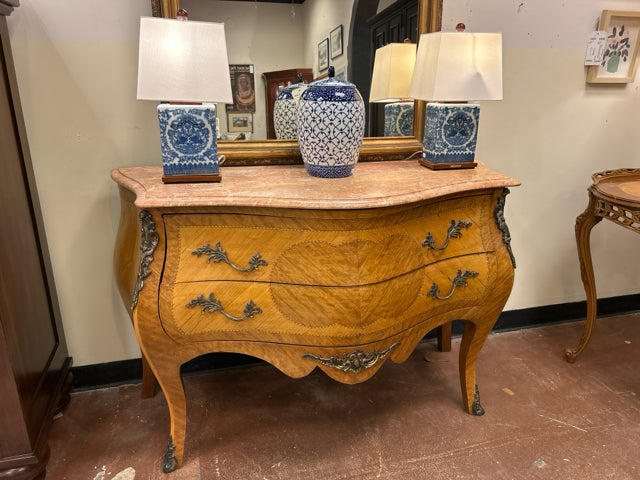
xmin=298 ymin=66 xmax=365 ymax=178
xmin=273 ymin=74 xmax=308 ymax=140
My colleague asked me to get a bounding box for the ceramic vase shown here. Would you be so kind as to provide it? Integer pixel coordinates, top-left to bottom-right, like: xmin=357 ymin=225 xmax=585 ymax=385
xmin=297 ymin=66 xmax=365 ymax=178
xmin=273 ymin=75 xmax=308 ymax=139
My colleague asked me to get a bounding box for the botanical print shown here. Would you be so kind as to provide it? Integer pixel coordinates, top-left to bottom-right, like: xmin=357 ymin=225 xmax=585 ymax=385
xmin=598 ymin=18 xmax=640 ymax=78
xmin=602 ymin=25 xmax=631 ymax=72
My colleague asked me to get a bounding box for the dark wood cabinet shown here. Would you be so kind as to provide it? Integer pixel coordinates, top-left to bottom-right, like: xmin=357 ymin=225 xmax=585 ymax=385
xmin=262 ymin=68 xmax=312 ymax=139
xmin=0 ymin=6 xmax=72 ymax=480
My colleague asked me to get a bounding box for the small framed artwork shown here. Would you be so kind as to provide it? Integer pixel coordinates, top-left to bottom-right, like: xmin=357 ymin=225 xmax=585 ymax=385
xmin=330 ymin=25 xmax=343 ymax=59
xmin=227 ymin=113 xmax=253 ymax=133
xmin=587 ymin=10 xmax=640 ymax=83
xmin=318 ymin=38 xmax=329 ymax=71
xmin=227 ymin=64 xmax=256 ymax=113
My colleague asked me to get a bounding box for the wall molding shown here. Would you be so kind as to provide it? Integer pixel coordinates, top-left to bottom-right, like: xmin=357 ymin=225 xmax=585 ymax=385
xmin=71 ymin=293 xmax=640 ymax=391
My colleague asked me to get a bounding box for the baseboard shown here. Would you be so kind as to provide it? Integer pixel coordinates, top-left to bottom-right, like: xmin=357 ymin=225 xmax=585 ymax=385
xmin=71 ymin=293 xmax=640 ymax=391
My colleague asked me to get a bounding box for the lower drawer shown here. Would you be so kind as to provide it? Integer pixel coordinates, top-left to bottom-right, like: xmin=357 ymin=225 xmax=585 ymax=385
xmin=158 ymin=253 xmax=490 ymax=346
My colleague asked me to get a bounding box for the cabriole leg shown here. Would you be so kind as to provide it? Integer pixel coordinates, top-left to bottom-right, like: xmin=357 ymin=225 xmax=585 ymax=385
xmin=458 ymin=318 xmax=495 ymax=415
xmin=565 ymin=192 xmax=602 ymax=363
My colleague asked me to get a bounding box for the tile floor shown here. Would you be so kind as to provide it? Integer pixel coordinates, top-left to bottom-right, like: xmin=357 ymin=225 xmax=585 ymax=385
xmin=46 ymin=314 xmax=640 ymax=479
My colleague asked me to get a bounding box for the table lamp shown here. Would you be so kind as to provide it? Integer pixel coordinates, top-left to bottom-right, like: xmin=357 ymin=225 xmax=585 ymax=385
xmin=137 ymin=16 xmax=233 ymax=183
xmin=408 ymin=30 xmax=502 ymax=169
xmin=369 ymin=42 xmax=417 ymax=137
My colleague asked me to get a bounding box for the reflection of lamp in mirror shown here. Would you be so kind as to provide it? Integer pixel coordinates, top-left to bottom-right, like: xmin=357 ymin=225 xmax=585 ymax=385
xmin=369 ymin=42 xmax=416 ymax=137
xmin=408 ymin=30 xmax=503 ymax=170
xmin=137 ymin=16 xmax=233 ymax=183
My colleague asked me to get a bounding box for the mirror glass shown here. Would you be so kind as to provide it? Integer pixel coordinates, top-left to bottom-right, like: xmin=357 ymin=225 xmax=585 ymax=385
xmin=154 ymin=0 xmax=441 ymax=165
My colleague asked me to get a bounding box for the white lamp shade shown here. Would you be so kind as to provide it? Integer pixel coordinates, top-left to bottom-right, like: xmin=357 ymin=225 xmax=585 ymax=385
xmin=369 ymin=43 xmax=417 ymax=103
xmin=136 ymin=16 xmax=233 ymax=103
xmin=408 ymin=32 xmax=503 ymax=102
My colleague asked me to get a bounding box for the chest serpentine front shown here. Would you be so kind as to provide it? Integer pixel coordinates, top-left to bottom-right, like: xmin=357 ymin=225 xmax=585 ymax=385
xmin=112 ymin=161 xmax=519 ymax=473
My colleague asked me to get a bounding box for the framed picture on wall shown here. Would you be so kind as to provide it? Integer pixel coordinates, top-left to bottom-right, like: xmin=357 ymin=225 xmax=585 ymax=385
xmin=227 ymin=64 xmax=256 ymax=113
xmin=318 ymin=38 xmax=329 ymax=71
xmin=227 ymin=112 xmax=253 ymax=133
xmin=586 ymin=10 xmax=640 ymax=83
xmin=330 ymin=25 xmax=343 ymax=59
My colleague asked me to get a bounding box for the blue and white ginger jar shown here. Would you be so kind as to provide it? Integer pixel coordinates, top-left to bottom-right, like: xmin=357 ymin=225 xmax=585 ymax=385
xmin=273 ymin=74 xmax=307 ymax=140
xmin=297 ymin=66 xmax=365 ymax=178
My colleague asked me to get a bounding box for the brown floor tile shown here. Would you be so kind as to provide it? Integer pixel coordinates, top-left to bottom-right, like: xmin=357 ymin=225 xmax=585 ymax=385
xmin=46 ymin=314 xmax=640 ymax=479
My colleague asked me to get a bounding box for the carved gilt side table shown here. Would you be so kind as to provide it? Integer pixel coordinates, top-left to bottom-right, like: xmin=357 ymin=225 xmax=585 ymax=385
xmin=566 ymin=168 xmax=640 ymax=362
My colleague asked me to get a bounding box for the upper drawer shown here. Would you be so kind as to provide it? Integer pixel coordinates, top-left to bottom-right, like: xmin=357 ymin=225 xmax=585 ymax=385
xmin=161 ymin=198 xmax=490 ymax=285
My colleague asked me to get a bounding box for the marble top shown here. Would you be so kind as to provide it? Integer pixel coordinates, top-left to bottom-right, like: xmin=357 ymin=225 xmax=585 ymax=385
xmin=111 ymin=160 xmax=520 ymax=210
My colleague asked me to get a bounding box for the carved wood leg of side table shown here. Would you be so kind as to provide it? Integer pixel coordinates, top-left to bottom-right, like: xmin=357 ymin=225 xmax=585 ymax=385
xmin=565 ymin=192 xmax=602 ymax=363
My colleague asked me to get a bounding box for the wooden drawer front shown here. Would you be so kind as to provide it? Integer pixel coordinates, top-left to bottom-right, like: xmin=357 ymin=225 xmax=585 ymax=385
xmin=407 ymin=207 xmax=486 ymax=260
xmin=158 ymin=253 xmax=490 ymax=346
xmin=162 ymin=202 xmax=488 ymax=285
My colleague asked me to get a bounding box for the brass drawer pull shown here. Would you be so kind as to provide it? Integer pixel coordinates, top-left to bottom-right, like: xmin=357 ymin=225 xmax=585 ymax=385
xmin=302 ymin=342 xmax=400 ymax=374
xmin=186 ymin=293 xmax=262 ymax=322
xmin=427 ymin=269 xmax=478 ymax=300
xmin=192 ymin=242 xmax=267 ymax=272
xmin=422 ymin=220 xmax=472 ymax=251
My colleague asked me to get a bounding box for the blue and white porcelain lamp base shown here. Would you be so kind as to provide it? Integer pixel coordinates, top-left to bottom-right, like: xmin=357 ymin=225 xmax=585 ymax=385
xmin=384 ymin=101 xmax=414 ymax=137
xmin=420 ymin=102 xmax=479 ymax=170
xmin=157 ymin=103 xmax=222 ymax=183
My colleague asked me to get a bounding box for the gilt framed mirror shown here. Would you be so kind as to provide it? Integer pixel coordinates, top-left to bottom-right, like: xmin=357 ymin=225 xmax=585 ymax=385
xmin=149 ymin=0 xmax=442 ymax=165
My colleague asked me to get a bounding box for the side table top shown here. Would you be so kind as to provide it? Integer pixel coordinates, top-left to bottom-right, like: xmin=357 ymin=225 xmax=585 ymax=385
xmin=111 ymin=160 xmax=520 ymax=210
xmin=592 ymin=168 xmax=640 ymax=207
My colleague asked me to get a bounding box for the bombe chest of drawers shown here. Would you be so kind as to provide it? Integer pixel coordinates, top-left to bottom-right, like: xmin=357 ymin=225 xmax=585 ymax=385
xmin=112 ymin=160 xmax=519 ymax=473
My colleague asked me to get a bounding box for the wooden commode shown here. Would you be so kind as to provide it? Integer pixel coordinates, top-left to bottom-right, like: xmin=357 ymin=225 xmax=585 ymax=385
xmin=112 ymin=160 xmax=519 ymax=473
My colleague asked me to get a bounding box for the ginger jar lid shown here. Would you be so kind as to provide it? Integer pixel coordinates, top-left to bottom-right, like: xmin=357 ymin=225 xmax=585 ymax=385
xmin=301 ymin=66 xmax=362 ymax=102
xmin=275 ymin=73 xmax=308 ymax=101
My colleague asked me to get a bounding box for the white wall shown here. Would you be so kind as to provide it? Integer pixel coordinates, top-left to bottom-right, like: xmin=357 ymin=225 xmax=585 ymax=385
xmin=7 ymin=0 xmax=151 ymax=366
xmin=303 ymin=0 xmax=353 ymax=78
xmin=441 ymin=0 xmax=640 ymax=311
xmin=6 ymin=0 xmax=640 ymax=366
